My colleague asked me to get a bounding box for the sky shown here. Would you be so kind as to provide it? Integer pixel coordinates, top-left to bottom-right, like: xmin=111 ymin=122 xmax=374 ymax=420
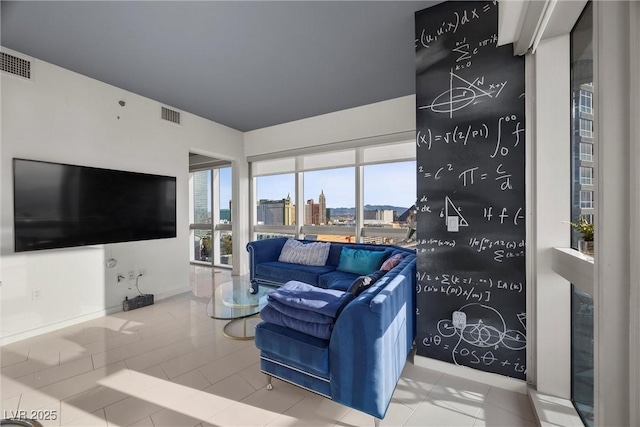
xmin=255 ymin=161 xmax=416 ymax=208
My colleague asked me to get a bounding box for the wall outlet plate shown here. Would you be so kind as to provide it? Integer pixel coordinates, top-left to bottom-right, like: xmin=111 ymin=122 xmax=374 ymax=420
xmin=447 ymin=216 xmax=459 ymax=232
xmin=452 ymin=310 xmax=467 ymax=329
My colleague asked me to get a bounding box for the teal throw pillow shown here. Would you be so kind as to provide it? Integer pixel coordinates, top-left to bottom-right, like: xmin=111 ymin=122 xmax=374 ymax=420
xmin=337 ymin=247 xmax=389 ymax=276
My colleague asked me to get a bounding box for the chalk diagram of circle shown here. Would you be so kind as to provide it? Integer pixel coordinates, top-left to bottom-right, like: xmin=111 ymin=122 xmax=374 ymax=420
xmin=429 ymin=87 xmax=477 ymax=114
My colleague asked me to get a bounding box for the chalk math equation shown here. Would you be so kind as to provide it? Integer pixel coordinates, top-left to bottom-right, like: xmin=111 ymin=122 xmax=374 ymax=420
xmin=416 ymin=2 xmax=496 ymax=49
xmin=421 ymin=303 xmax=527 ymax=375
xmin=416 ymin=271 xmax=524 ymax=294
xmin=418 ymin=162 xmax=518 ymax=192
xmin=416 ymin=197 xmax=525 ymax=230
xmin=416 ymin=115 xmax=525 ymax=156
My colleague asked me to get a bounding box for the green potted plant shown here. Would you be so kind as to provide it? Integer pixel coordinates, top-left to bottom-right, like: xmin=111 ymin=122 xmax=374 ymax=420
xmin=569 ymin=216 xmax=594 ymax=256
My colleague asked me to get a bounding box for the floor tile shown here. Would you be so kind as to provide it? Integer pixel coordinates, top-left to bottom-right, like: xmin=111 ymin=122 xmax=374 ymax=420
xmin=59 ymin=386 xmax=129 ymax=425
xmin=150 ymin=389 xmax=236 ymax=427
xmin=171 ymin=368 xmax=211 ymax=390
xmin=0 ymin=393 xmax=22 ymax=414
xmin=267 ymin=394 xmax=351 ymax=426
xmin=484 ymin=386 xmax=536 ymax=422
xmin=474 ymin=402 xmax=538 ymax=427
xmin=103 ymin=395 xmax=165 ymax=427
xmin=392 ymin=363 xmax=443 ymax=409
xmin=1 ymin=373 xmax=36 ymax=400
xmin=33 ymin=357 xmax=94 ymax=389
xmin=129 ymin=415 xmax=156 ymax=427
xmin=428 ymin=374 xmax=491 ymax=419
xmin=198 ymin=345 xmax=260 ymax=385
xmin=1 ymin=347 xmax=29 ymax=367
xmin=204 ymin=374 xmax=264 ymax=404
xmin=404 ymin=396 xmax=478 ymax=426
xmin=65 ymin=409 xmax=108 ymax=427
xmin=338 ymin=400 xmax=415 ymax=427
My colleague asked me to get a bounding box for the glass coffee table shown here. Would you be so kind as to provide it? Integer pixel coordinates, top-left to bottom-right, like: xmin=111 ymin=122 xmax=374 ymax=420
xmin=206 ymin=278 xmax=274 ymax=340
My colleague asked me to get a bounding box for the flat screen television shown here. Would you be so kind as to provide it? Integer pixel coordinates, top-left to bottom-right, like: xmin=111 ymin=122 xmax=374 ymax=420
xmin=13 ymin=158 xmax=177 ymax=252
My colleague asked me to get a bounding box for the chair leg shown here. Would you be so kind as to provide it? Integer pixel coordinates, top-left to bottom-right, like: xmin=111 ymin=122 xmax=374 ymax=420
xmin=266 ymin=374 xmax=273 ymax=390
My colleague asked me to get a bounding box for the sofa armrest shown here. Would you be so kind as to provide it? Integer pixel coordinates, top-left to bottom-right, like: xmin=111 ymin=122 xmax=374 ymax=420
xmin=328 ymin=259 xmax=416 ymax=419
xmin=246 ymin=238 xmax=289 ymax=281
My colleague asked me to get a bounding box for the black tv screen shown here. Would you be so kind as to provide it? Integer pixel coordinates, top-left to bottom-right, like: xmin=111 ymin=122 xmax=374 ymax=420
xmin=13 ymin=158 xmax=177 ymax=252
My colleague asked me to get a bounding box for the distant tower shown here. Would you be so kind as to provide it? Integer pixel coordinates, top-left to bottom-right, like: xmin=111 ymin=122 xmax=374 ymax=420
xmin=283 ymin=194 xmax=296 ymax=225
xmin=318 ymin=190 xmax=326 ymax=225
xmin=193 ymin=172 xmax=209 ymax=223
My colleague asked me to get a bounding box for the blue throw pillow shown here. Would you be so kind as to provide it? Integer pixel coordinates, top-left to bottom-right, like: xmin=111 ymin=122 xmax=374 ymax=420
xmin=337 ymin=247 xmax=389 ymax=275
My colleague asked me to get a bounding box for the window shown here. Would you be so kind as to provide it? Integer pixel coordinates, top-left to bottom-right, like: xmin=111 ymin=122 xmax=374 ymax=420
xmin=189 ymin=165 xmax=233 ymax=267
xmin=302 ymin=167 xmax=356 ymax=243
xmin=570 ymin=4 xmax=594 ymax=425
xmin=255 ymin=174 xmax=295 ymax=226
xmin=251 ymin=141 xmax=416 ymax=246
xmin=580 ymin=167 xmax=594 ymax=185
xmin=579 ymin=90 xmax=593 ymax=114
xmin=580 ymin=143 xmax=593 ymax=161
xmin=254 ymin=173 xmax=296 ymax=240
xmin=580 ymin=118 xmax=593 ymax=138
xmin=580 ymin=190 xmax=594 ymax=209
xmin=363 ymin=161 xmax=416 ymax=245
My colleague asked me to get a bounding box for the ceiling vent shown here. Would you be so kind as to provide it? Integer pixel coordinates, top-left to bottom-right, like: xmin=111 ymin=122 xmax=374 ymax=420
xmin=161 ymin=106 xmax=181 ymax=125
xmin=1 ymin=51 xmax=31 ymax=79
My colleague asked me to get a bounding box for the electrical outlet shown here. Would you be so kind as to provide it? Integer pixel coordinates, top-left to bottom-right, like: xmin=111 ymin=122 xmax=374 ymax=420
xmin=452 ymin=311 xmax=467 ymax=329
xmin=128 ymin=270 xmax=136 ymax=281
xmin=32 ymin=288 xmax=42 ymax=300
xmin=139 ymin=268 xmax=147 ymax=277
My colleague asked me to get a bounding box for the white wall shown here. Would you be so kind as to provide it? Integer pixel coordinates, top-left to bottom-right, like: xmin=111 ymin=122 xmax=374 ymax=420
xmin=0 ymin=51 xmax=244 ymax=343
xmin=244 ymin=95 xmax=415 ymax=158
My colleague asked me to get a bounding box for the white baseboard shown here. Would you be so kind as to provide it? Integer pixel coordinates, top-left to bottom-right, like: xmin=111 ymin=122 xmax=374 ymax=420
xmin=0 ymin=286 xmax=193 ymax=346
xmin=0 ymin=306 xmax=121 ymax=346
xmin=155 ymin=286 xmax=192 ymax=300
xmin=414 ymin=355 xmax=529 ymax=394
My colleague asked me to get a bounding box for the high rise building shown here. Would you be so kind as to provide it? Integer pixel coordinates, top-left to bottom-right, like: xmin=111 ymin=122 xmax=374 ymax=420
xmin=305 ymin=190 xmax=327 ymax=225
xmin=257 ymin=195 xmax=295 ymax=225
xmin=193 ymin=171 xmax=210 ymax=223
xmin=572 ymin=82 xmax=595 ymax=246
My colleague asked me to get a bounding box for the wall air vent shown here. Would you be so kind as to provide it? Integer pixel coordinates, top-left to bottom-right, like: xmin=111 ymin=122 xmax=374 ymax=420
xmin=161 ymin=106 xmax=181 ymax=125
xmin=1 ymin=52 xmax=31 ymax=79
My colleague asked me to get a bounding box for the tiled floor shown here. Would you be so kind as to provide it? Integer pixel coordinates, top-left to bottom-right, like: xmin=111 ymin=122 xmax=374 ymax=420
xmin=1 ymin=266 xmax=538 ymax=426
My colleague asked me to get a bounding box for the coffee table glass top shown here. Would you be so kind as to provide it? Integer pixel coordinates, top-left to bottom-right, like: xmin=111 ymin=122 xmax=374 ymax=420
xmin=206 ymin=279 xmax=274 ymax=320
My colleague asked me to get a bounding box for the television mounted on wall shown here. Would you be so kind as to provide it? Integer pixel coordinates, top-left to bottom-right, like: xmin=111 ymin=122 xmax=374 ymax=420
xmin=13 ymin=158 xmax=177 ymax=252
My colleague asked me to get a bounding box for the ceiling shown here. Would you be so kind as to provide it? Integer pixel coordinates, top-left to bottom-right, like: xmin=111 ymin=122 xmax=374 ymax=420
xmin=1 ymin=1 xmax=439 ymax=132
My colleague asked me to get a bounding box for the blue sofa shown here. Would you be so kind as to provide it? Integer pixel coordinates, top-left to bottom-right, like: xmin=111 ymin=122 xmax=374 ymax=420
xmin=251 ymin=239 xmax=417 ymax=421
xmin=246 ymin=237 xmax=415 ymax=294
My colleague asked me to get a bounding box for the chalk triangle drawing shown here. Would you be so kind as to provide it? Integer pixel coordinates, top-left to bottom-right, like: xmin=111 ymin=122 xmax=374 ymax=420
xmin=445 ymin=196 xmax=469 ymax=227
xmin=451 ymin=71 xmax=493 ymax=98
xmin=517 ymin=313 xmax=526 ymax=330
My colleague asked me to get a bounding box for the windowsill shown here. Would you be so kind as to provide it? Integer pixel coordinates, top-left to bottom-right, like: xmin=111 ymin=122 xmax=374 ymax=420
xmin=551 ymin=247 xmax=594 ymax=295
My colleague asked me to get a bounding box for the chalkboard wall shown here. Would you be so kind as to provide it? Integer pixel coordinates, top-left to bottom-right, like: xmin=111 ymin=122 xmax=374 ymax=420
xmin=415 ymin=1 xmax=526 ymax=379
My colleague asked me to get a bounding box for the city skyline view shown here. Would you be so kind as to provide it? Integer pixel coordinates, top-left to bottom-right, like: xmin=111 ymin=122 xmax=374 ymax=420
xmin=256 ymin=162 xmax=416 ymax=209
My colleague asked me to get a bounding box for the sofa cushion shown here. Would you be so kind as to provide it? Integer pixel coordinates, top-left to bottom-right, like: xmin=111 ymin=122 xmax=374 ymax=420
xmin=255 ymin=261 xmax=335 ymax=286
xmin=278 ymin=239 xmax=331 ymax=266
xmin=317 ymin=270 xmax=360 ymax=290
xmin=337 ymin=247 xmax=390 ymax=275
xmin=255 ymin=322 xmax=330 ymax=377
